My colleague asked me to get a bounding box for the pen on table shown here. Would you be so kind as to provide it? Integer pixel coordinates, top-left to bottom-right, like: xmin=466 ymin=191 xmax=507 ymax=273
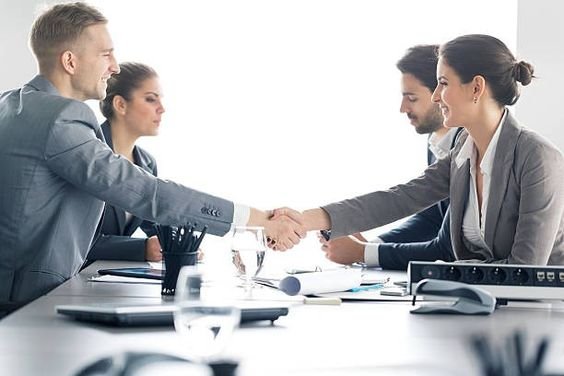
xmin=303 ymin=297 xmax=341 ymax=305
xmin=348 ymin=283 xmax=385 ymax=293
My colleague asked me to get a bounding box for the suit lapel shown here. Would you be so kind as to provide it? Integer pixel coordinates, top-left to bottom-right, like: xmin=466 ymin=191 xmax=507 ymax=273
xmin=111 ymin=206 xmax=127 ymax=235
xmin=484 ymin=112 xmax=521 ymax=248
xmin=101 ymin=121 xmax=154 ymax=236
xmin=450 ymin=159 xmax=470 ymax=259
xmin=124 ymin=147 xmax=153 ymax=234
xmin=100 ymin=122 xmax=127 ymax=233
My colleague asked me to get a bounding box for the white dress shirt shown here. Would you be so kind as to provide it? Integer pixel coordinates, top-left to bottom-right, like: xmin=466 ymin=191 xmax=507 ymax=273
xmin=232 ymin=204 xmax=250 ymax=230
xmin=457 ymin=110 xmax=507 ymax=251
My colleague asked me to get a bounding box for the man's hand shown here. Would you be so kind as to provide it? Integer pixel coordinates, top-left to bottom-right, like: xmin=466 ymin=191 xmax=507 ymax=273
xmin=144 ymin=235 xmax=162 ymax=262
xmin=264 ymin=213 xmax=306 ymax=251
xmin=319 ymin=232 xmax=366 ymax=265
xmin=271 ymin=207 xmax=303 ymax=223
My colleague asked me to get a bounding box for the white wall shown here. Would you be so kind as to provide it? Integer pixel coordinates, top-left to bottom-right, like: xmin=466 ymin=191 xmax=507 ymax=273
xmin=0 ymin=0 xmax=40 ymax=91
xmin=516 ymin=0 xmax=564 ymax=151
xmin=1 ymin=1 xmax=527 ymax=269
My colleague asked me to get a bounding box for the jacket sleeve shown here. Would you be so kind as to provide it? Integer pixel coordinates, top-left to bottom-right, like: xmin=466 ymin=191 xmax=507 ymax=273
xmin=87 ymin=150 xmax=160 ymax=262
xmin=322 ymin=153 xmax=451 ymax=238
xmin=138 ymin=152 xmax=159 ymax=238
xmin=378 ymin=209 xmax=455 ymax=270
xmin=377 ymin=204 xmax=444 ymax=244
xmin=44 ymin=101 xmax=234 ymax=236
xmin=87 ymin=235 xmax=147 ymax=261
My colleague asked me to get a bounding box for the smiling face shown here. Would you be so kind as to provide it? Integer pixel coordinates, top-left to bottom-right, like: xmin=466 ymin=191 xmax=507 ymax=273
xmin=119 ymin=76 xmax=165 ymax=137
xmin=70 ymin=23 xmax=119 ymax=101
xmin=399 ymin=73 xmax=443 ymax=134
xmin=431 ymin=58 xmax=476 ymax=128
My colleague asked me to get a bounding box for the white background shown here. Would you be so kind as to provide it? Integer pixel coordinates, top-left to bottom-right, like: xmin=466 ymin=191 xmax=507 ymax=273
xmin=3 ymin=0 xmax=545 ymax=268
xmin=88 ymin=0 xmax=516 ymax=209
xmin=85 ymin=0 xmax=518 ymax=267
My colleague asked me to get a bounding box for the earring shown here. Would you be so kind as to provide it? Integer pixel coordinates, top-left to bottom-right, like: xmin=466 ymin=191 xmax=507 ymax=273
xmin=473 ymin=97 xmax=478 ymax=104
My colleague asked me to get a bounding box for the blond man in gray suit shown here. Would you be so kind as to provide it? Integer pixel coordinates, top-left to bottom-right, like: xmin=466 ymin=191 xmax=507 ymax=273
xmin=0 ymin=2 xmax=303 ymax=308
xmin=275 ymin=34 xmax=564 ymax=266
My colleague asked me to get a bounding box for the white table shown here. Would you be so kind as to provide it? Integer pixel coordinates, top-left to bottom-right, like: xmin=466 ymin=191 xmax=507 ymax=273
xmin=2 ymin=261 xmax=564 ymax=375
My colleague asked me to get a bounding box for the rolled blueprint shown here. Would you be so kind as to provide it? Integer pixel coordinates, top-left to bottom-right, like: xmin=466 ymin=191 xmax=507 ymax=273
xmin=279 ymin=268 xmax=362 ymax=296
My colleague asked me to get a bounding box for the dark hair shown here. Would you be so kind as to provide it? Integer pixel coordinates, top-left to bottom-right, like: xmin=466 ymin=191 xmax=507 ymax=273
xmin=30 ymin=2 xmax=107 ymax=72
xmin=396 ymin=45 xmax=439 ymax=92
xmin=100 ymin=62 xmax=158 ymax=120
xmin=439 ymin=34 xmax=534 ymax=106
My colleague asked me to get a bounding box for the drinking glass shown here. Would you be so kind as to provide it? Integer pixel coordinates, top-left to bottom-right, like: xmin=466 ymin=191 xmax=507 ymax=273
xmin=231 ymin=226 xmax=267 ymax=298
xmin=174 ymin=266 xmax=241 ymax=362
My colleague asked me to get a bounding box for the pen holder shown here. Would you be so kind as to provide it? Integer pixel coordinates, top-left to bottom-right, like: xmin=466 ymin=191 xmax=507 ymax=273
xmin=156 ymin=223 xmax=209 ymax=297
xmin=161 ymin=251 xmax=199 ymax=296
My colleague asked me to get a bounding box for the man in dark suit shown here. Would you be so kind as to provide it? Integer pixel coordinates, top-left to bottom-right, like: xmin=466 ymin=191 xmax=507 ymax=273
xmin=320 ymin=45 xmax=459 ymax=270
xmin=0 ymin=3 xmax=303 ymax=309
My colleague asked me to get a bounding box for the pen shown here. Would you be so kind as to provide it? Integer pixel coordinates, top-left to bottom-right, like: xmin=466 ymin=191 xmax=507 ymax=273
xmin=192 ymin=225 xmax=208 ymax=252
xmin=348 ymin=283 xmax=385 ymax=293
xmin=320 ymin=230 xmax=331 ymax=241
xmin=303 ymin=297 xmax=341 ymax=305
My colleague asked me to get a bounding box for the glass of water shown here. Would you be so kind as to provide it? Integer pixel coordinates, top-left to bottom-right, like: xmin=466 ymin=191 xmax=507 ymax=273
xmin=174 ymin=266 xmax=241 ymax=362
xmin=231 ymin=226 xmax=267 ymax=298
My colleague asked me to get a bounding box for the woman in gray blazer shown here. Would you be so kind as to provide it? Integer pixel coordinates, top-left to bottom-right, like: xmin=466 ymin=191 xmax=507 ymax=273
xmin=274 ymin=34 xmax=564 ymax=265
xmin=88 ymin=62 xmax=164 ymax=263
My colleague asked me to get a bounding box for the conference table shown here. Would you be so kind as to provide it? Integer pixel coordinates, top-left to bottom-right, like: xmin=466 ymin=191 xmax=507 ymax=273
xmin=2 ymin=260 xmax=564 ymax=375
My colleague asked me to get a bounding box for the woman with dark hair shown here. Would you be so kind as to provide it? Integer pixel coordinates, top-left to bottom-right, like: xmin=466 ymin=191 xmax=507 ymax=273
xmin=88 ymin=62 xmax=164 ymax=262
xmin=277 ymin=34 xmax=564 ymax=265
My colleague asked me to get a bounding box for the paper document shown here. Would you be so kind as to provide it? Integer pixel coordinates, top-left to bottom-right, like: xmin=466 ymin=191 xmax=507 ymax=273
xmin=147 ymin=262 xmax=164 ymax=270
xmin=279 ymin=268 xmax=362 ymax=296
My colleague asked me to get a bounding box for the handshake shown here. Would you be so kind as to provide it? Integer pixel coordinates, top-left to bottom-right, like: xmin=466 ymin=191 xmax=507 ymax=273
xmin=261 ymin=207 xmax=309 ymax=251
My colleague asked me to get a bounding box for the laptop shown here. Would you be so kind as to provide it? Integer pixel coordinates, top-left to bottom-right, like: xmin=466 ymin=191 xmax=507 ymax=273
xmin=56 ymin=302 xmax=289 ymax=327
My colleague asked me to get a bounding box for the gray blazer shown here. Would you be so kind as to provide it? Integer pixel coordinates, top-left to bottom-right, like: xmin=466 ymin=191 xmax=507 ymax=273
xmin=86 ymin=121 xmax=160 ymax=262
xmin=323 ymin=112 xmax=564 ymax=265
xmin=0 ymin=76 xmax=234 ymax=303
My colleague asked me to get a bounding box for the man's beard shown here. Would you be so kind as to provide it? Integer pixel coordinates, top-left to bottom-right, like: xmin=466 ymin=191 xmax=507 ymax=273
xmin=413 ymin=108 xmax=444 ymax=135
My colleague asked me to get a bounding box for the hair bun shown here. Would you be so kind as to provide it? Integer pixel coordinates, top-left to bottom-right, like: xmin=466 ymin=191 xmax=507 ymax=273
xmin=513 ymin=61 xmax=534 ymax=86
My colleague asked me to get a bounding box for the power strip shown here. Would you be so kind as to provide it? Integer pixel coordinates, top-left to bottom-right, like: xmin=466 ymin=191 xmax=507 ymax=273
xmin=408 ymin=261 xmax=564 ymax=300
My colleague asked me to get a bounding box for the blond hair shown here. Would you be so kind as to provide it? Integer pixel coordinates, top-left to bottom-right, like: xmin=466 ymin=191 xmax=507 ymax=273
xmin=30 ymin=2 xmax=106 ymax=72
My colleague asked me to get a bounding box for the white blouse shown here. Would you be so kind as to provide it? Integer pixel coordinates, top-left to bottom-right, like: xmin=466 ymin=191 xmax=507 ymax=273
xmin=456 ymin=110 xmax=507 ymax=251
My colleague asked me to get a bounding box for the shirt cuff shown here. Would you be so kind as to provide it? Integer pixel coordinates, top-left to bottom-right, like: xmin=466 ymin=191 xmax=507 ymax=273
xmin=371 ymin=236 xmax=384 ymax=244
xmin=231 ymin=204 xmax=251 ymax=230
xmin=363 ymin=243 xmax=381 ymax=267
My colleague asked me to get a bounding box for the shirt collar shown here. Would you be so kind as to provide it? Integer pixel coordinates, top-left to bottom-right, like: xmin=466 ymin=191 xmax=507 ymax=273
xmin=428 ymin=128 xmax=459 ymax=160
xmin=480 ymin=109 xmax=507 ymax=175
xmin=455 ymin=109 xmax=507 ymax=170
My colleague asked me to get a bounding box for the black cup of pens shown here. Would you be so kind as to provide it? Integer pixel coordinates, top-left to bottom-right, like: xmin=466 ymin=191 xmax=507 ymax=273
xmin=156 ymin=223 xmax=208 ymax=297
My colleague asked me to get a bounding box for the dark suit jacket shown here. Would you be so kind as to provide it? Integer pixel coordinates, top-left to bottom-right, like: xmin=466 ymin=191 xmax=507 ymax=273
xmin=378 ymin=209 xmax=454 ymax=270
xmin=376 ymin=129 xmax=461 ymax=269
xmin=86 ymin=122 xmax=158 ymax=262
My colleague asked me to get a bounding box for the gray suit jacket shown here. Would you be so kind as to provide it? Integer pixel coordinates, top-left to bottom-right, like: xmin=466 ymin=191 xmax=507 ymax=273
xmin=323 ymin=112 xmax=564 ymax=265
xmin=86 ymin=121 xmax=159 ymax=262
xmin=0 ymin=76 xmax=234 ymax=303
